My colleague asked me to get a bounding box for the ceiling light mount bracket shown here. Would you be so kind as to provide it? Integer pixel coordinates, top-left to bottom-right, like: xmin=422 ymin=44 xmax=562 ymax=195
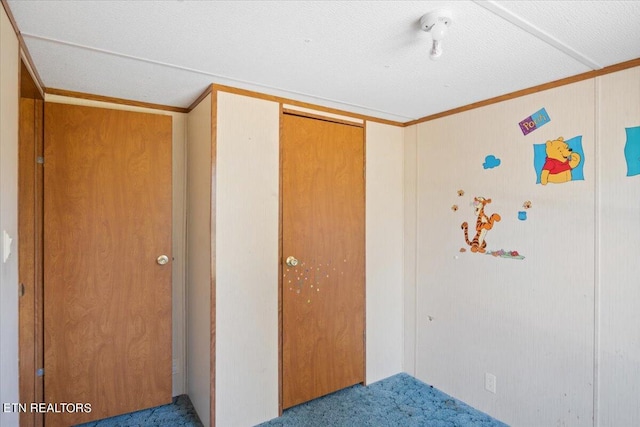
xmin=420 ymin=9 xmax=453 ymax=33
xmin=420 ymin=9 xmax=454 ymax=60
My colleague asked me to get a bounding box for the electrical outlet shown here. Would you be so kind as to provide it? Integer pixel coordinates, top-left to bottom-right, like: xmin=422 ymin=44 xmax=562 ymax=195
xmin=172 ymin=358 xmax=179 ymax=374
xmin=485 ymin=373 xmax=496 ymax=394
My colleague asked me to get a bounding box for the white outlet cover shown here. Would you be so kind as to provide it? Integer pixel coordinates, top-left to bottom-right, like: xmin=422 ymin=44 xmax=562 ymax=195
xmin=485 ymin=372 xmax=497 ymax=394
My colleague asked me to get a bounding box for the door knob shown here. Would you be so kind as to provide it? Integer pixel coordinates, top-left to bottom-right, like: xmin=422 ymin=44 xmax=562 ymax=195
xmin=286 ymin=256 xmax=299 ymax=267
xmin=157 ymin=255 xmax=170 ymax=265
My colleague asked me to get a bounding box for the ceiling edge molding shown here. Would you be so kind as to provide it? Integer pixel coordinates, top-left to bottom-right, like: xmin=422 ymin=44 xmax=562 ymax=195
xmin=473 ymin=0 xmax=602 ymax=70
xmin=187 ymin=85 xmax=214 ymax=112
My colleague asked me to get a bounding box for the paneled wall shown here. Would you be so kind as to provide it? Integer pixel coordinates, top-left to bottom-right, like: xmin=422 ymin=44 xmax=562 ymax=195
xmin=403 ymin=124 xmax=418 ymax=376
xmin=0 ymin=6 xmax=20 ymax=427
xmin=365 ymin=122 xmax=405 ymax=383
xmin=410 ymin=80 xmax=597 ymax=426
xmin=214 ymin=92 xmax=280 ymax=427
xmin=406 ymin=66 xmax=640 ymax=426
xmin=186 ymin=93 xmax=213 ymax=426
xmin=597 ymin=66 xmax=640 ymax=426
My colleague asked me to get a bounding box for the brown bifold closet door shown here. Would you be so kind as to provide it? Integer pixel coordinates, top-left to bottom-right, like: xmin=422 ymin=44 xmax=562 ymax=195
xmin=43 ymin=103 xmax=173 ymax=426
xmin=281 ymin=112 xmax=365 ymax=409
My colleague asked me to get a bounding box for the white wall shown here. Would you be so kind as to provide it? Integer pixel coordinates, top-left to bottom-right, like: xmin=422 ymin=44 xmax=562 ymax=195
xmin=412 ymin=80 xmax=596 ymax=426
xmin=365 ymin=121 xmax=405 ymax=383
xmin=215 ymin=91 xmax=280 ymax=427
xmin=45 ymin=94 xmax=188 ymax=398
xmin=597 ymin=66 xmax=640 ymax=426
xmin=186 ymin=93 xmax=212 ymax=426
xmin=0 ymin=6 xmax=20 ymax=427
xmin=406 ymin=66 xmax=640 ymax=426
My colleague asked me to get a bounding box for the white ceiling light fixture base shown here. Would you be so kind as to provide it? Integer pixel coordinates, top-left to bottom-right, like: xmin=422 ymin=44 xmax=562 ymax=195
xmin=420 ymin=9 xmax=454 ymax=60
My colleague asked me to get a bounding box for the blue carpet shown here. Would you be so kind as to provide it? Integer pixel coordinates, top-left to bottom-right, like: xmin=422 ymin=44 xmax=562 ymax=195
xmin=75 ymin=395 xmax=203 ymax=427
xmin=75 ymin=375 xmax=507 ymax=426
xmin=258 ymin=373 xmax=508 ymax=427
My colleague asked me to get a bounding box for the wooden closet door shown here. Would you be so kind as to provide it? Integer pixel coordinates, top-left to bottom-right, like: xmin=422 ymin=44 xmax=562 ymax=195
xmin=43 ymin=103 xmax=173 ymax=426
xmin=281 ymin=113 xmax=365 ymax=409
xmin=18 ymin=96 xmax=44 ymax=427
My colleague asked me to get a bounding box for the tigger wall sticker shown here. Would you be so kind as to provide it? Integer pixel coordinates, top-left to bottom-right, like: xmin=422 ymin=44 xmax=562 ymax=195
xmin=461 ymin=197 xmax=501 ymax=253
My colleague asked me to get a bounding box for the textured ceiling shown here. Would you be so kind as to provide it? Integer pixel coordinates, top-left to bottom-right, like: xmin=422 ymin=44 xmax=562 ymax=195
xmin=6 ymin=1 xmax=640 ymax=122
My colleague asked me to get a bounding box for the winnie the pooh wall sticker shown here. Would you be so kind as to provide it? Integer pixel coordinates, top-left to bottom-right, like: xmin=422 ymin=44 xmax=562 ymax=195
xmin=461 ymin=197 xmax=501 ymax=253
xmin=540 ymin=137 xmax=580 ymax=184
xmin=533 ymin=136 xmax=585 ymax=185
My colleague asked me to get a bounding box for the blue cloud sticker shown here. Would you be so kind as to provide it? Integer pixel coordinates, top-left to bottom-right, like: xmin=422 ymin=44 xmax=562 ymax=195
xmin=483 ymin=155 xmax=501 ymax=169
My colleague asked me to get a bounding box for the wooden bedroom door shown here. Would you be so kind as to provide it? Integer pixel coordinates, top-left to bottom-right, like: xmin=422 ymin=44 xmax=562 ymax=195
xmin=281 ymin=112 xmax=365 ymax=409
xmin=43 ymin=103 xmax=173 ymax=427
